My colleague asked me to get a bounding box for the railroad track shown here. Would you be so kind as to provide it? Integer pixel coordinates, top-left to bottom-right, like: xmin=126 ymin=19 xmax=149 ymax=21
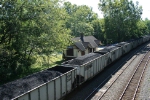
xmin=85 ymin=43 xmax=150 ymax=100
xmin=119 ymin=49 xmax=150 ymax=100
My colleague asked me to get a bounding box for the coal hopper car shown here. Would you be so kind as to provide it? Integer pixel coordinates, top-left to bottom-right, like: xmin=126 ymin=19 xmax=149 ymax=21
xmin=62 ymin=53 xmax=104 ymax=85
xmin=0 ymin=66 xmax=77 ymax=100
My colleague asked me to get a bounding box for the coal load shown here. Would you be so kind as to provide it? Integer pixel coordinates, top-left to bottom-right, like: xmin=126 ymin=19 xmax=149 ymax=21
xmin=95 ymin=46 xmax=117 ymax=54
xmin=114 ymin=42 xmax=128 ymax=47
xmin=0 ymin=69 xmax=62 ymax=100
xmin=67 ymin=53 xmax=101 ymax=65
xmin=49 ymin=66 xmax=75 ymax=73
xmin=102 ymin=46 xmax=117 ymax=52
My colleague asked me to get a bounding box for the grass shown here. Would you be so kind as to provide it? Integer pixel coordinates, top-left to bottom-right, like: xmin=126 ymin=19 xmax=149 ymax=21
xmin=21 ymin=54 xmax=64 ymax=77
xmin=0 ymin=54 xmax=64 ymax=85
xmin=32 ymin=54 xmax=63 ymax=70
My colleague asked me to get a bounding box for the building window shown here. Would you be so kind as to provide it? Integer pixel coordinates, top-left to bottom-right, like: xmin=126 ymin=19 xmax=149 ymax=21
xmin=67 ymin=48 xmax=73 ymax=56
xmin=81 ymin=51 xmax=85 ymax=55
xmin=88 ymin=48 xmax=92 ymax=53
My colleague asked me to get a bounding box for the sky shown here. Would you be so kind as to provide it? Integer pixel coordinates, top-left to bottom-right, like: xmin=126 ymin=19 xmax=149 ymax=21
xmin=65 ymin=0 xmax=150 ymax=20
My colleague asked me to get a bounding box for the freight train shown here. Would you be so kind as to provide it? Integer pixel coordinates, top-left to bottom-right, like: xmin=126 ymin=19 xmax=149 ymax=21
xmin=0 ymin=35 xmax=150 ymax=100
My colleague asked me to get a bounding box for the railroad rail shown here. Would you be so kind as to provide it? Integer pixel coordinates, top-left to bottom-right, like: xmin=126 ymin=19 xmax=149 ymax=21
xmin=85 ymin=43 xmax=150 ymax=100
xmin=119 ymin=49 xmax=150 ymax=100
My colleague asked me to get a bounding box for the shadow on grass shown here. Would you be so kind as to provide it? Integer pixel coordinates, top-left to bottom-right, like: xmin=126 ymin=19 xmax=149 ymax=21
xmin=0 ymin=60 xmax=64 ymax=85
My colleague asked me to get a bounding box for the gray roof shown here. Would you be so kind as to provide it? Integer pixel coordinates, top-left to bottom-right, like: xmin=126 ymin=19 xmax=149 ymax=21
xmin=82 ymin=42 xmax=89 ymax=49
xmin=74 ymin=42 xmax=85 ymax=51
xmin=72 ymin=36 xmax=101 ymax=51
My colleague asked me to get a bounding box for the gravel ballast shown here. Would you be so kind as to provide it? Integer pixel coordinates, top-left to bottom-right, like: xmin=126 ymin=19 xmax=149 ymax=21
xmin=63 ymin=42 xmax=149 ymax=100
xmin=138 ymin=60 xmax=150 ymax=100
xmin=99 ymin=53 xmax=145 ymax=100
xmin=93 ymin=44 xmax=150 ymax=100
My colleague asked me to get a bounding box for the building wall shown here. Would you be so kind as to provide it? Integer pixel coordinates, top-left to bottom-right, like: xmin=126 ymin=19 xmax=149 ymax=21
xmin=77 ymin=49 xmax=89 ymax=57
xmin=63 ymin=46 xmax=79 ymax=58
xmin=64 ymin=46 xmax=98 ymax=59
xmin=85 ymin=49 xmax=88 ymax=54
xmin=74 ymin=48 xmax=78 ymax=57
xmin=95 ymin=47 xmax=99 ymax=51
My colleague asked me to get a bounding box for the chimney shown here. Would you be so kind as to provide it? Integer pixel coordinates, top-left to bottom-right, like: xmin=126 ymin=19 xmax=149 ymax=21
xmin=80 ymin=33 xmax=84 ymax=42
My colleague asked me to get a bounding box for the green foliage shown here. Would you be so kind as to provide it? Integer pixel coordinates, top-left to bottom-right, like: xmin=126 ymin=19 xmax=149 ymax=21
xmin=63 ymin=1 xmax=107 ymax=44
xmin=0 ymin=0 xmax=71 ymax=83
xmin=99 ymin=0 xmax=143 ymax=43
xmin=136 ymin=20 xmax=149 ymax=36
xmin=144 ymin=18 xmax=150 ymax=33
xmin=92 ymin=19 xmax=106 ymax=43
xmin=63 ymin=2 xmax=98 ymax=37
xmin=1 ymin=0 xmax=150 ymax=85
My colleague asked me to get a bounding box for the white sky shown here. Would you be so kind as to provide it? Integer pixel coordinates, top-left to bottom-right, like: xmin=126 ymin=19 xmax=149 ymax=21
xmin=65 ymin=0 xmax=150 ymax=20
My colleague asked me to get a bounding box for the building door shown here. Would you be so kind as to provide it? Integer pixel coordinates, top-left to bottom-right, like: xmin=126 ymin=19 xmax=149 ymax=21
xmin=81 ymin=51 xmax=85 ymax=56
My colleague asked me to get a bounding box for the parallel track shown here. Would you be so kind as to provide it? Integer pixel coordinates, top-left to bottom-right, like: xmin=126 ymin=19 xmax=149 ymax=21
xmin=85 ymin=43 xmax=150 ymax=100
xmin=119 ymin=49 xmax=150 ymax=100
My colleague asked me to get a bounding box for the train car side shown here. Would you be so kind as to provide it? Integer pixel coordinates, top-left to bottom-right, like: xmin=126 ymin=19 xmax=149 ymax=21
xmin=62 ymin=53 xmax=106 ymax=85
xmin=0 ymin=35 xmax=150 ymax=100
xmin=0 ymin=66 xmax=77 ymax=100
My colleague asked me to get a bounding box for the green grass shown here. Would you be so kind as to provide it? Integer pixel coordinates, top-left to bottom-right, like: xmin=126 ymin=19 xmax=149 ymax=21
xmin=21 ymin=54 xmax=64 ymax=77
xmin=0 ymin=54 xmax=64 ymax=85
xmin=32 ymin=54 xmax=63 ymax=70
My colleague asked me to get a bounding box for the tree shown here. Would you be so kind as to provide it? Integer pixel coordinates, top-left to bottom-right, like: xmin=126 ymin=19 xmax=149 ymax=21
xmin=91 ymin=19 xmax=106 ymax=43
xmin=136 ymin=20 xmax=149 ymax=36
xmin=99 ymin=0 xmax=143 ymax=43
xmin=63 ymin=2 xmax=98 ymax=36
xmin=144 ymin=18 xmax=150 ymax=33
xmin=0 ymin=0 xmax=71 ymax=83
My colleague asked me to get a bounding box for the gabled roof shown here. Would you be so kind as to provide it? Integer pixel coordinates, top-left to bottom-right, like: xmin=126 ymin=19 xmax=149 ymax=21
xmin=74 ymin=42 xmax=85 ymax=51
xmin=82 ymin=42 xmax=89 ymax=49
xmin=94 ymin=40 xmax=101 ymax=46
xmin=72 ymin=36 xmax=101 ymax=51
